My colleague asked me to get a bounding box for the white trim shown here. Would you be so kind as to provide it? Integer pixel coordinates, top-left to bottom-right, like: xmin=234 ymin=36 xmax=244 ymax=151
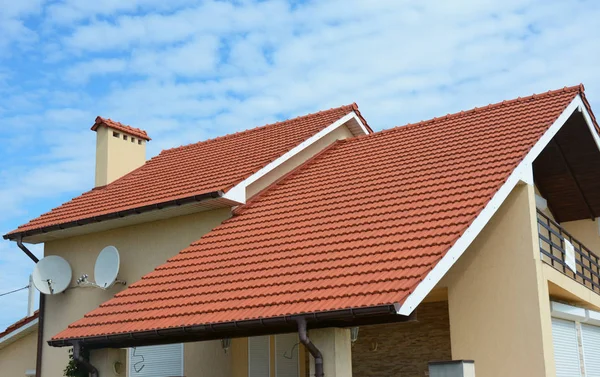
xmin=551 ymin=301 xmax=587 ymax=322
xmin=223 ymin=112 xmax=368 ymax=204
xmin=0 ymin=318 xmax=38 ymax=349
xmin=398 ymin=96 xmax=583 ymax=315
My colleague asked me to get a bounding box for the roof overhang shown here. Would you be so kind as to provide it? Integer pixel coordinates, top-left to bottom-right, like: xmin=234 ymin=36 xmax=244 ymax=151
xmin=397 ymin=93 xmax=597 ymax=315
xmin=5 ymin=191 xmax=230 ymax=244
xmin=533 ymin=108 xmax=600 ymax=222
xmin=49 ymin=304 xmax=413 ymax=349
xmin=0 ymin=318 xmax=38 ymax=350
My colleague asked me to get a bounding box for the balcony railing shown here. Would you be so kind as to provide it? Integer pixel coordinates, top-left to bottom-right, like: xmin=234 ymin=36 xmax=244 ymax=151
xmin=537 ymin=209 xmax=600 ymax=294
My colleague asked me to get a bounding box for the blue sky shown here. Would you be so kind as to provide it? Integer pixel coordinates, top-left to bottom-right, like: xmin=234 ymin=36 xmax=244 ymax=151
xmin=1 ymin=0 xmax=600 ymax=330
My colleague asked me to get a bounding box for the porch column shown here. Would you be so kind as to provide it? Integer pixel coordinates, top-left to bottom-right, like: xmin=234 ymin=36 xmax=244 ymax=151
xmin=308 ymin=328 xmax=352 ymax=377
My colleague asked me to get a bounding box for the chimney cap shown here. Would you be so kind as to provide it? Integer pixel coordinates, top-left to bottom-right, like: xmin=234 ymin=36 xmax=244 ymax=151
xmin=91 ymin=116 xmax=151 ymax=141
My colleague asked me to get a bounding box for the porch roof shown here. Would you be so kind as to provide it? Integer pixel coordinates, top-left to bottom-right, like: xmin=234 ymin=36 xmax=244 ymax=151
xmin=50 ymin=85 xmax=591 ymax=347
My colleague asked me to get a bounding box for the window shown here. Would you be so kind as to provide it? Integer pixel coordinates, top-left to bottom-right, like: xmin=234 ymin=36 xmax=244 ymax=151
xmin=248 ymin=334 xmax=300 ymax=377
xmin=113 ymin=132 xmax=120 ymax=138
xmin=129 ymin=343 xmax=183 ymax=377
xmin=552 ymin=318 xmax=582 ymax=377
xmin=123 ymin=135 xmax=128 ymax=141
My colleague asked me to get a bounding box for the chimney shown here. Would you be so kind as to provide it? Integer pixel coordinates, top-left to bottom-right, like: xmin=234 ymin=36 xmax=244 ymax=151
xmin=91 ymin=117 xmax=151 ymax=187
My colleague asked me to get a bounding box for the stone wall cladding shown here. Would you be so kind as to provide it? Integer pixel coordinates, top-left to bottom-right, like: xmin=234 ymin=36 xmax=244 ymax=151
xmin=351 ymin=301 xmax=452 ymax=377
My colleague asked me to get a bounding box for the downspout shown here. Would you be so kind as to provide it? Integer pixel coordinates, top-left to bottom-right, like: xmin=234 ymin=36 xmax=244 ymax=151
xmin=296 ymin=317 xmax=324 ymax=377
xmin=73 ymin=342 xmax=99 ymax=377
xmin=17 ymin=237 xmax=44 ymax=377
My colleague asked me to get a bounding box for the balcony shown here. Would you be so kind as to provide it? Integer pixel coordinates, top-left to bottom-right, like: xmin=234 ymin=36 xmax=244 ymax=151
xmin=537 ymin=209 xmax=600 ymax=294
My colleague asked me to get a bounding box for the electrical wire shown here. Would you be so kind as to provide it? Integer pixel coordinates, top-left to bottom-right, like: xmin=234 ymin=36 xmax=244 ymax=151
xmin=0 ymin=285 xmax=29 ymax=297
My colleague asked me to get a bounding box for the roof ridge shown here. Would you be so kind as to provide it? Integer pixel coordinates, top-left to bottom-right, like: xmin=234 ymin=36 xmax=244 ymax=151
xmin=159 ymin=104 xmax=357 ymax=154
xmin=346 ymin=84 xmax=584 ymax=143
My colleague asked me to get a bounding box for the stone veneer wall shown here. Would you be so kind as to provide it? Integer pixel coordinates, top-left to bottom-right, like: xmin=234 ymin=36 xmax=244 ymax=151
xmin=351 ymin=301 xmax=451 ymax=377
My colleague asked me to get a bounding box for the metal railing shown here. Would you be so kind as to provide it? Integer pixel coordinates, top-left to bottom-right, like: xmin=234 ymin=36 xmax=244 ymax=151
xmin=537 ymin=209 xmax=600 ymax=294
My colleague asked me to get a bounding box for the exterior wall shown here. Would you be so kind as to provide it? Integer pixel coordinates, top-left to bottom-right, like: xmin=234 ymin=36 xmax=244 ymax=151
xmin=246 ymin=125 xmax=354 ymax=198
xmin=352 ymin=301 xmax=451 ymax=377
xmin=42 ymin=208 xmax=231 ymax=377
xmin=0 ymin=329 xmax=37 ymax=376
xmin=185 ymin=340 xmax=232 ymax=377
xmin=443 ymin=183 xmax=556 ymax=377
xmin=562 ymin=218 xmax=600 ymax=255
xmin=95 ymin=125 xmax=147 ymax=187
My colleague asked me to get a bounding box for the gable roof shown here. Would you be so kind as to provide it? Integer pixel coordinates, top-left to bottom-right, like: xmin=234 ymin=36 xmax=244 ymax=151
xmin=0 ymin=311 xmax=38 ymax=349
xmin=92 ymin=116 xmax=152 ymax=141
xmin=6 ymin=104 xmax=366 ymax=241
xmin=50 ymin=85 xmax=590 ymax=345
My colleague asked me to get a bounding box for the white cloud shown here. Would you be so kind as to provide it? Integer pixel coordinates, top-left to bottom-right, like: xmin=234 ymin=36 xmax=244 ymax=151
xmin=1 ymin=0 xmax=600 ymax=330
xmin=65 ymin=58 xmax=127 ymax=84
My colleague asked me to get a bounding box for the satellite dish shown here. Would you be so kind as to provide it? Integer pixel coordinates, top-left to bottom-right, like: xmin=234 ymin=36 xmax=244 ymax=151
xmin=32 ymin=256 xmax=72 ymax=295
xmin=94 ymin=246 xmax=121 ymax=289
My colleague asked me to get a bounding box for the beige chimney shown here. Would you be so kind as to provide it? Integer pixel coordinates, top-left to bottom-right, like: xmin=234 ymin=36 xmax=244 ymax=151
xmin=91 ymin=116 xmax=151 ymax=187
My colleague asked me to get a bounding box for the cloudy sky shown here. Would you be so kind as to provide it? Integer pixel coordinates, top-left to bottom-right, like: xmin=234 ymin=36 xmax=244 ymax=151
xmin=1 ymin=0 xmax=600 ymax=329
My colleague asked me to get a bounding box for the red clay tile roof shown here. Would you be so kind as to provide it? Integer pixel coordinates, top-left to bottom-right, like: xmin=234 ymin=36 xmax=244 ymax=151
xmin=92 ymin=116 xmax=152 ymax=141
xmin=7 ymin=105 xmax=361 ymax=237
xmin=52 ymin=86 xmax=586 ymax=342
xmin=0 ymin=311 xmax=38 ymax=339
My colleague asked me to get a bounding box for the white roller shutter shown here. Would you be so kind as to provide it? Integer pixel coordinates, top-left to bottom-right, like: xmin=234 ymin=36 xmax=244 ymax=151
xmin=552 ymin=318 xmax=582 ymax=377
xmin=275 ymin=333 xmax=299 ymax=377
xmin=582 ymin=323 xmax=600 ymax=377
xmin=129 ymin=343 xmax=183 ymax=377
xmin=249 ymin=336 xmax=270 ymax=377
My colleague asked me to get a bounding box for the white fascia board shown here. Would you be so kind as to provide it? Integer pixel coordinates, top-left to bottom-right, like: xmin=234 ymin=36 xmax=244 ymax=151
xmin=223 ymin=112 xmax=367 ymax=204
xmin=397 ymin=96 xmax=582 ymax=316
xmin=0 ymin=318 xmax=38 ymax=349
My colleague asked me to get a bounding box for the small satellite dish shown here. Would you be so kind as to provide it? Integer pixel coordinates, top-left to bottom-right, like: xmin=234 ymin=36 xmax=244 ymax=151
xmin=32 ymin=256 xmax=72 ymax=295
xmin=94 ymin=246 xmax=121 ymax=289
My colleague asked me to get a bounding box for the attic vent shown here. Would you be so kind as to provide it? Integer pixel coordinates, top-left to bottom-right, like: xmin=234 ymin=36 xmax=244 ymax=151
xmin=123 ymin=135 xmax=128 ymax=141
xmin=113 ymin=132 xmax=120 ymax=138
xmin=131 ymin=137 xmax=135 ymax=143
xmin=138 ymin=139 xmax=142 ymax=145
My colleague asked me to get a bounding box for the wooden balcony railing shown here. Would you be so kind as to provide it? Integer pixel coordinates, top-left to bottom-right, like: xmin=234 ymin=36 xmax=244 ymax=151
xmin=537 ymin=209 xmax=600 ymax=294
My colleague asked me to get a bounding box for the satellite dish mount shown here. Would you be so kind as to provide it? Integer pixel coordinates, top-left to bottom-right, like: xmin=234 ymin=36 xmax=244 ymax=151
xmin=32 ymin=256 xmax=72 ymax=295
xmin=77 ymin=246 xmax=126 ymax=290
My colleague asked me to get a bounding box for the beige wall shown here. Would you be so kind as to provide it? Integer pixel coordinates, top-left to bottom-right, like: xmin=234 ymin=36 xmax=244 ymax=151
xmin=42 ymin=208 xmax=231 ymax=377
xmin=562 ymin=218 xmax=600 ymax=255
xmin=443 ymin=183 xmax=556 ymax=377
xmin=185 ymin=340 xmax=232 ymax=377
xmin=352 ymin=301 xmax=451 ymax=377
xmin=0 ymin=329 xmax=37 ymax=376
xmin=95 ymin=125 xmax=147 ymax=187
xmin=246 ymin=125 xmax=354 ymax=198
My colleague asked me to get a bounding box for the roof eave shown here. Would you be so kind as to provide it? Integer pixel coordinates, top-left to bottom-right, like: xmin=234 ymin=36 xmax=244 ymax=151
xmin=4 ymin=190 xmax=226 ymax=242
xmin=49 ymin=304 xmax=412 ymax=349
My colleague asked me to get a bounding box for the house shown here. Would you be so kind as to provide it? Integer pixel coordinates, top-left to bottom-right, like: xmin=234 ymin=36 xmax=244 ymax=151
xmin=4 ymin=84 xmax=600 ymax=377
xmin=0 ymin=311 xmax=39 ymax=377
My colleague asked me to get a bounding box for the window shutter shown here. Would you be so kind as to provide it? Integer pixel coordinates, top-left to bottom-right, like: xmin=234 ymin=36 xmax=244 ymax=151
xmin=249 ymin=336 xmax=270 ymax=377
xmin=552 ymin=318 xmax=582 ymax=377
xmin=582 ymin=324 xmax=600 ymax=377
xmin=275 ymin=333 xmax=299 ymax=377
xmin=129 ymin=343 xmax=183 ymax=377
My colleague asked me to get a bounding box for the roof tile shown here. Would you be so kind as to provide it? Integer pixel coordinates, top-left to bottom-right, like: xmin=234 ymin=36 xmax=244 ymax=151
xmin=53 ymin=85 xmax=585 ymax=342
xmin=9 ymin=105 xmax=359 ymax=237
